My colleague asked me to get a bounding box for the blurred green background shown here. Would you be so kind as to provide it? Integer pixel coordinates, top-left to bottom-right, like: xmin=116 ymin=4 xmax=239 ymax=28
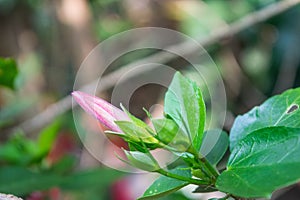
xmin=0 ymin=0 xmax=300 ymax=199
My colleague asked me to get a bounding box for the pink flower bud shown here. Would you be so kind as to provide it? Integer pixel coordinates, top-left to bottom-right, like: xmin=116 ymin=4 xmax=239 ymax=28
xmin=72 ymin=91 xmax=129 ymax=132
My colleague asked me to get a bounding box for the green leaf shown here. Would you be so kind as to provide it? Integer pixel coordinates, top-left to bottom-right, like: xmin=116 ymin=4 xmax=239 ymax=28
xmin=60 ymin=168 xmax=123 ymax=190
xmin=50 ymin=155 xmax=77 ymax=174
xmin=124 ymin=150 xmax=160 ymax=172
xmin=0 ymin=57 xmax=18 ymax=89
xmin=139 ymin=167 xmax=191 ymax=200
xmin=230 ymin=88 xmax=300 ymax=150
xmin=0 ymin=142 xmax=25 ymax=164
xmin=0 ymin=134 xmax=40 ymax=165
xmin=200 ymin=129 xmax=228 ymax=165
xmin=0 ymin=166 xmax=123 ymax=196
xmin=164 ymin=72 xmax=206 ymax=151
xmin=37 ymin=120 xmax=61 ymax=156
xmin=159 ymin=192 xmax=190 ymax=200
xmin=152 ymin=118 xmax=190 ymax=151
xmin=217 ymin=127 xmax=300 ymax=198
xmin=152 ymin=118 xmax=178 ymax=144
xmin=0 ymin=166 xmax=61 ymax=196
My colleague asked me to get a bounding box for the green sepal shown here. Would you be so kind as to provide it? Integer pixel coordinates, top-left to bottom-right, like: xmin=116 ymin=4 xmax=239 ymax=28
xmin=152 ymin=118 xmax=190 ymax=152
xmin=123 ymin=150 xmax=160 ymax=172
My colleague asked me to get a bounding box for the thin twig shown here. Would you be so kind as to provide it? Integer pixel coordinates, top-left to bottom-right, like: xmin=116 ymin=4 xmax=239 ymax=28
xmin=8 ymin=0 xmax=300 ymax=134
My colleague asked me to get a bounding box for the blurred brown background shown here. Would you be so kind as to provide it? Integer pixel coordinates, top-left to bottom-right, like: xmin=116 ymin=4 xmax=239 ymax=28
xmin=0 ymin=0 xmax=300 ymax=199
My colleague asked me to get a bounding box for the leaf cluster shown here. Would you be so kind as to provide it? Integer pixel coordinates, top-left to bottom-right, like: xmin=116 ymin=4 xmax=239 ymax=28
xmin=109 ymin=72 xmax=300 ymax=200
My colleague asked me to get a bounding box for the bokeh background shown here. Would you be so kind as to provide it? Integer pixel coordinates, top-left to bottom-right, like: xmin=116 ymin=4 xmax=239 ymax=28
xmin=0 ymin=0 xmax=300 ymax=199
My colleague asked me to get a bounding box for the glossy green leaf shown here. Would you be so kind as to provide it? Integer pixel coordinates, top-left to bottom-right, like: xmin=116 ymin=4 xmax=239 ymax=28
xmin=217 ymin=127 xmax=300 ymax=198
xmin=152 ymin=118 xmax=190 ymax=151
xmin=0 ymin=57 xmax=18 ymax=89
xmin=230 ymin=88 xmax=300 ymax=150
xmin=200 ymin=129 xmax=228 ymax=165
xmin=139 ymin=167 xmax=191 ymax=200
xmin=164 ymin=72 xmax=206 ymax=151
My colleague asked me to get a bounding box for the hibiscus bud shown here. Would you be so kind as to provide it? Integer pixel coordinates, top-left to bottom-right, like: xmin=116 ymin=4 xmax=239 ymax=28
xmin=72 ymin=91 xmax=129 ymax=132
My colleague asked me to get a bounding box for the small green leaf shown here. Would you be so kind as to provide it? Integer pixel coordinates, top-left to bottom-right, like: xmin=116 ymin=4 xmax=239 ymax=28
xmin=38 ymin=120 xmax=61 ymax=156
xmin=164 ymin=72 xmax=206 ymax=151
xmin=0 ymin=134 xmax=40 ymax=165
xmin=200 ymin=129 xmax=228 ymax=165
xmin=152 ymin=118 xmax=190 ymax=151
xmin=217 ymin=127 xmax=300 ymax=198
xmin=230 ymin=88 xmax=300 ymax=150
xmin=124 ymin=150 xmax=160 ymax=172
xmin=0 ymin=57 xmax=18 ymax=89
xmin=139 ymin=167 xmax=191 ymax=200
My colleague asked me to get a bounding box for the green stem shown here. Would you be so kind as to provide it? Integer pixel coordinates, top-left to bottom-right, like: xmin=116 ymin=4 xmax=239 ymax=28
xmin=188 ymin=147 xmax=219 ymax=181
xmin=156 ymin=169 xmax=209 ymax=185
xmin=200 ymin=156 xmax=220 ymax=178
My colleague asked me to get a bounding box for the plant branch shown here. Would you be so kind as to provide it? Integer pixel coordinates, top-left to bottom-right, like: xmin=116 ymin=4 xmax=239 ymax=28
xmin=188 ymin=147 xmax=220 ymax=181
xmin=7 ymin=0 xmax=300 ymax=134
